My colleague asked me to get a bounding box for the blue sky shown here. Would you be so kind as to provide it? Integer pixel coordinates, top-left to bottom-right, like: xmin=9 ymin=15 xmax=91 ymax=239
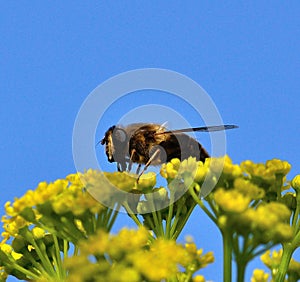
xmin=1 ymin=2 xmax=300 ymax=281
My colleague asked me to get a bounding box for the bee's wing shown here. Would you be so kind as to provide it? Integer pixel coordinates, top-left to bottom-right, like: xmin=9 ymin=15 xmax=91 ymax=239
xmin=155 ymin=124 xmax=238 ymax=135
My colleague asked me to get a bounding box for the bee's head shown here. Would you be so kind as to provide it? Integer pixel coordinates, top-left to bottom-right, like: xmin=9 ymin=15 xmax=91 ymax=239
xmin=100 ymin=125 xmax=128 ymax=163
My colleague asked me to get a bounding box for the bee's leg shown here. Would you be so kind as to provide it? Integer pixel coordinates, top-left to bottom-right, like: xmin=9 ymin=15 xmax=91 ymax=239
xmin=137 ymin=148 xmax=160 ymax=183
xmin=128 ymin=161 xmax=132 ymax=172
xmin=136 ymin=164 xmax=142 ymax=174
xmin=128 ymin=149 xmax=136 ymax=172
xmin=117 ymin=163 xmax=122 ymax=172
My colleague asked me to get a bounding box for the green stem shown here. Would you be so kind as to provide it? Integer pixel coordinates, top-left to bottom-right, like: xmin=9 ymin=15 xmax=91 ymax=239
xmin=10 ymin=263 xmax=41 ymax=281
xmin=123 ymin=202 xmax=143 ymax=227
xmin=151 ymin=210 xmax=164 ymax=237
xmin=170 ymin=198 xmax=185 ymax=238
xmin=222 ymin=229 xmax=232 ymax=282
xmin=144 ymin=215 xmax=156 ymax=231
xmin=33 ymin=240 xmax=57 ymax=277
xmin=52 ymin=235 xmax=64 ymax=279
xmin=275 ymin=243 xmax=295 ymax=282
xmin=147 ymin=197 xmax=164 ymax=237
xmin=236 ymin=258 xmax=247 ymax=282
xmin=291 ymin=200 xmax=300 ymax=230
xmin=106 ymin=204 xmax=120 ymax=232
xmin=171 ymin=202 xmax=196 ymax=240
xmin=165 ymin=191 xmax=175 ymax=239
xmin=188 ymin=184 xmax=217 ymax=224
xmin=234 ymin=235 xmax=259 ymax=282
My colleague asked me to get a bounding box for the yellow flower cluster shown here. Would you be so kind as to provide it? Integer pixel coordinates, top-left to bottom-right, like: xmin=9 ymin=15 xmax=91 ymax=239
xmin=1 ymin=169 xmax=158 ymax=245
xmin=160 ymin=157 xmax=209 ymax=184
xmin=1 ymin=156 xmax=298 ymax=281
xmin=1 ymin=171 xmax=154 ymax=280
xmin=178 ymin=157 xmax=294 ymax=244
xmin=160 ymin=156 xmax=283 ymax=195
xmin=160 ymin=156 xmax=241 ymax=184
xmin=214 ymin=188 xmax=251 ymax=213
xmin=65 ymin=227 xmax=213 ymax=282
xmin=1 ymin=172 xmax=107 ymax=243
xmin=261 ymin=249 xmax=300 ymax=280
xmin=237 ymin=202 xmax=293 ymax=243
xmin=184 ymin=242 xmax=214 ymax=272
xmin=241 ymin=159 xmax=291 ymax=182
xmin=214 ymin=192 xmax=292 ymax=244
xmin=251 ymin=269 xmax=269 ymax=282
xmin=4 ymin=179 xmax=69 ymax=218
xmin=82 ymin=169 xmax=156 ymax=195
xmin=206 ymin=155 xmax=242 ymax=178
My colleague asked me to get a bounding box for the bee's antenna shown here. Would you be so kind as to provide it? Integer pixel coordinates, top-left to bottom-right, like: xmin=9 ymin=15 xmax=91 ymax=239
xmin=95 ymin=139 xmax=103 ymax=147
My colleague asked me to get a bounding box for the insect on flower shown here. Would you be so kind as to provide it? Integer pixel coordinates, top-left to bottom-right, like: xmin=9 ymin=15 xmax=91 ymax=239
xmin=100 ymin=123 xmax=238 ymax=181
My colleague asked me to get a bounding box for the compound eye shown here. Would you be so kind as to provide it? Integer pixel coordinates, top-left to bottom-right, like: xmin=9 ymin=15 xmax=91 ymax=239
xmin=112 ymin=128 xmax=127 ymax=144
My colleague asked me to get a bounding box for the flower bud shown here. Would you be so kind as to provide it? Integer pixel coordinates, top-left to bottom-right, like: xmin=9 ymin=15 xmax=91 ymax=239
xmin=281 ymin=192 xmax=296 ymax=210
xmin=32 ymin=227 xmax=46 ymax=240
xmin=291 ymin=175 xmax=300 ymax=192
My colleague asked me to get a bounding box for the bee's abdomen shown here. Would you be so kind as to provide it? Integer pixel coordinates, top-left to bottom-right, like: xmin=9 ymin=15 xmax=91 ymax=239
xmin=159 ymin=133 xmax=209 ymax=163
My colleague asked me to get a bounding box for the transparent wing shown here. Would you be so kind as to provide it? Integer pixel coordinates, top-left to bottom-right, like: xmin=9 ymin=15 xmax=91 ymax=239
xmin=155 ymin=124 xmax=238 ymax=135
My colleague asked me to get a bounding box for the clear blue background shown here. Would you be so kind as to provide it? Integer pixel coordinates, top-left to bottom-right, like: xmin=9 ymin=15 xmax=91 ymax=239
xmin=1 ymin=2 xmax=300 ymax=281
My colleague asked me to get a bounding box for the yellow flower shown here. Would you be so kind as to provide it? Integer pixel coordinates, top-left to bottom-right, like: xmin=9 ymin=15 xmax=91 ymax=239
xmin=261 ymin=249 xmax=300 ymax=278
xmin=241 ymin=160 xmax=274 ymax=182
xmin=82 ymin=169 xmax=139 ymax=194
xmin=184 ymin=241 xmax=214 ymax=269
xmin=179 ymin=157 xmax=198 ymax=174
xmin=0 ymin=243 xmax=12 ymax=254
xmin=249 ymin=203 xmax=292 ymax=241
xmin=4 ymin=202 xmax=15 ymax=217
xmin=261 ymin=249 xmax=282 ymax=269
xmin=272 ymin=223 xmax=294 ymax=242
xmin=104 ymin=171 xmax=137 ymax=192
xmin=0 ymin=266 xmax=8 ymax=280
xmin=35 ymin=179 xmax=69 ymax=205
xmin=134 ymin=172 xmax=156 ymax=192
xmin=165 ymin=162 xmax=179 ymax=179
xmin=266 ymin=159 xmax=291 ymax=175
xmin=185 ymin=242 xmax=197 ymax=255
xmin=205 ymin=156 xmax=241 ymax=178
xmin=233 ymin=178 xmax=265 ymax=199
xmin=107 ymin=265 xmax=141 ymax=282
xmin=132 ymin=239 xmax=190 ymax=281
xmin=11 ymin=251 xmax=23 ymax=260
xmin=214 ymin=188 xmax=251 ymax=213
xmin=251 ymin=269 xmax=269 ymax=282
xmin=1 ymin=215 xmax=28 ymax=238
xmin=261 ymin=202 xmax=291 ymax=222
xmin=160 ymin=157 xmax=200 ymax=181
xmin=222 ymin=155 xmax=242 ymax=177
xmin=65 ymin=227 xmax=211 ymax=282
xmin=241 ymin=159 xmax=291 ymax=185
xmin=170 ymin=158 xmax=181 ymax=171
xmin=291 ymin=174 xmax=300 ymax=191
xmin=193 ymin=275 xmax=206 ymax=282
xmin=110 ymin=227 xmax=150 ymax=254
xmin=32 ymin=227 xmax=46 ymax=240
xmin=194 ymin=161 xmax=209 ymax=183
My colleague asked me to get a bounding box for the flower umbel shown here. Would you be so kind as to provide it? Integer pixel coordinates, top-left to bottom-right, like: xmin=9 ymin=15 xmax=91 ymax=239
xmin=1 ymin=156 xmax=300 ymax=282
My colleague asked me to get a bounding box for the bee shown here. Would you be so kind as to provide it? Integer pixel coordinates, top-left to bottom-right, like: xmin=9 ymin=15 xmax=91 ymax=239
xmin=100 ymin=123 xmax=238 ymax=180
